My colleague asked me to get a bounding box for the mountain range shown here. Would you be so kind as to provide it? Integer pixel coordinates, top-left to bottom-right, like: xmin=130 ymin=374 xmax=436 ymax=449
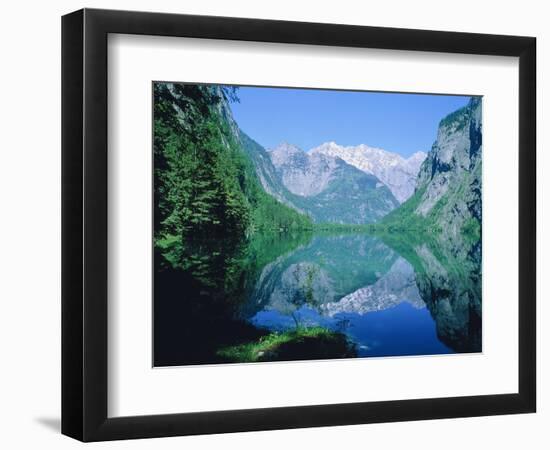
xmin=310 ymin=142 xmax=426 ymax=203
xmin=267 ymin=142 xmax=399 ymax=224
xmin=210 ymin=85 xmax=436 ymax=226
xmin=253 ymin=138 xmax=428 ymax=224
xmin=154 ymin=82 xmax=479 ymax=234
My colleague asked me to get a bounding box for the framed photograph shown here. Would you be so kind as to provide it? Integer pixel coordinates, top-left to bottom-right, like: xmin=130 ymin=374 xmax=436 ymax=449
xmin=62 ymin=8 xmax=536 ymax=441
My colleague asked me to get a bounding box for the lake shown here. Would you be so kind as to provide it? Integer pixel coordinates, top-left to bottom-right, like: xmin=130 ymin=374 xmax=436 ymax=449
xmin=154 ymin=231 xmax=481 ymax=366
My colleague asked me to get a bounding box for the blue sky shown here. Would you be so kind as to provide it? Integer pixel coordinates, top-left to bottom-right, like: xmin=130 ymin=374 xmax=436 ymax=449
xmin=230 ymin=86 xmax=472 ymax=158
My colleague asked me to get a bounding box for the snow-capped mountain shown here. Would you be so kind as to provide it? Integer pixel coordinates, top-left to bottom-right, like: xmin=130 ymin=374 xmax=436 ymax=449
xmin=310 ymin=142 xmax=426 ymax=203
xmin=267 ymin=142 xmax=399 ymax=224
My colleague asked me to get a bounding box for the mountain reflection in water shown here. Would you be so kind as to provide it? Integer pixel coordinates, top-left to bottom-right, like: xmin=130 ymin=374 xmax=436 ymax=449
xmin=154 ymin=232 xmax=481 ymax=366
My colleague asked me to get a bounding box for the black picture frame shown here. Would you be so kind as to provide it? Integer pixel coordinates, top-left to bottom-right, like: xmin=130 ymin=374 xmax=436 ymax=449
xmin=62 ymin=8 xmax=536 ymax=442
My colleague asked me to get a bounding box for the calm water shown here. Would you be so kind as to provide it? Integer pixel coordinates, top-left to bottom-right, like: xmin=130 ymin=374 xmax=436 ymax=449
xmin=154 ymin=232 xmax=481 ymax=366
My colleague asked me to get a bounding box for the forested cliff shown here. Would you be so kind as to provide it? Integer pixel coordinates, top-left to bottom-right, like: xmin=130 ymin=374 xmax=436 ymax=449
xmin=153 ymin=83 xmax=312 ymax=252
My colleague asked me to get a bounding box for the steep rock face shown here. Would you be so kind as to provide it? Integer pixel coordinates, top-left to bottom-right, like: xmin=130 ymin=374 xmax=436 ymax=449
xmin=382 ymin=98 xmax=482 ymax=260
xmin=310 ymin=142 xmax=426 ymax=203
xmin=268 ymin=143 xmax=399 ymax=224
xmin=414 ymin=97 xmax=482 ymax=245
xmin=376 ymin=98 xmax=483 ymax=351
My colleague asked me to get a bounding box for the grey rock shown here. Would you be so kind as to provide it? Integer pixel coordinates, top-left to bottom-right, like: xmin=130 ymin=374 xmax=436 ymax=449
xmin=412 ymin=97 xmax=482 ymax=257
xmin=269 ymin=143 xmax=339 ymax=196
xmin=267 ymin=143 xmax=399 ymax=224
xmin=310 ymin=142 xmax=427 ymax=203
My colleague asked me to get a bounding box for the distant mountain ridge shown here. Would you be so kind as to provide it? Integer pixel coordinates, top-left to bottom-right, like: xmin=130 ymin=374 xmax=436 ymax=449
xmin=310 ymin=142 xmax=426 ymax=203
xmin=267 ymin=142 xmax=399 ymax=224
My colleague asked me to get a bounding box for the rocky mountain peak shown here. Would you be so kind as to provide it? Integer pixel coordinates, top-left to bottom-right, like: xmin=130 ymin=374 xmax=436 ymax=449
xmin=265 ymin=142 xmax=398 ymax=223
xmin=269 ymin=142 xmax=302 ymax=154
xmin=269 ymin=142 xmax=308 ymax=168
xmin=310 ymin=142 xmax=426 ymax=203
xmin=269 ymin=143 xmax=340 ymax=196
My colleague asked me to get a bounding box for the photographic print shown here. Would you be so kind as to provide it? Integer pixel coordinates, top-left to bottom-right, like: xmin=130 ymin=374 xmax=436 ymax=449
xmin=153 ymin=82 xmax=482 ymax=367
